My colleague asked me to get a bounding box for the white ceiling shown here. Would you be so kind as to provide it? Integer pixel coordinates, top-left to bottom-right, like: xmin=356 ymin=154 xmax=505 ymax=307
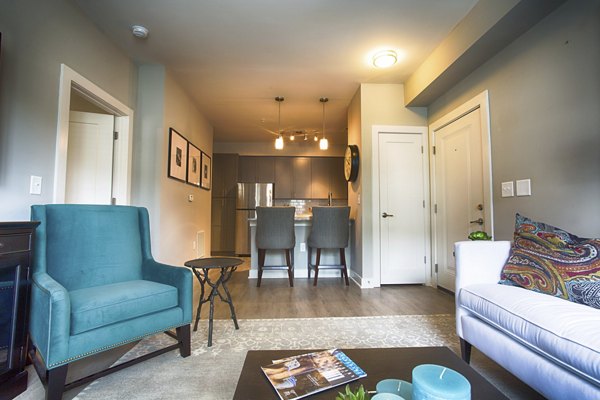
xmin=74 ymin=0 xmax=478 ymax=144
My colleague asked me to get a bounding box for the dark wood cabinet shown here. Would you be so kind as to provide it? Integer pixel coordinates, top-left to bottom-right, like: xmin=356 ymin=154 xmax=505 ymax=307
xmin=292 ymin=157 xmax=311 ymax=199
xmin=212 ymin=154 xmax=238 ymax=197
xmin=329 ymin=157 xmax=348 ymax=199
xmin=256 ymin=157 xmax=275 ymax=183
xmin=212 ymin=154 xmax=238 ymax=255
xmin=310 ymin=158 xmax=330 ymax=199
xmin=237 ymin=156 xmax=257 ymax=183
xmin=274 ymin=157 xmax=293 ymax=198
xmin=0 ymin=222 xmax=39 ymax=400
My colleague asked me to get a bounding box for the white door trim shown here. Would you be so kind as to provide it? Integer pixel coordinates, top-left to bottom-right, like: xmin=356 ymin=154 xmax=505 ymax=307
xmin=54 ymin=64 xmax=134 ymax=204
xmin=428 ymin=90 xmax=493 ymax=287
xmin=371 ymin=125 xmax=431 ymax=287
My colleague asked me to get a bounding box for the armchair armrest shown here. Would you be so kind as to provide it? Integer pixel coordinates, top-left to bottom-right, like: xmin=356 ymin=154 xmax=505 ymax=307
xmin=454 ymin=241 xmax=511 ymax=293
xmin=29 ymin=272 xmax=70 ymax=367
xmin=142 ymin=260 xmax=192 ymax=322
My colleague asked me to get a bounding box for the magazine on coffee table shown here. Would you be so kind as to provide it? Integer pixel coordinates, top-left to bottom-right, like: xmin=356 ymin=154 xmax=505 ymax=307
xmin=261 ymin=349 xmax=367 ymax=400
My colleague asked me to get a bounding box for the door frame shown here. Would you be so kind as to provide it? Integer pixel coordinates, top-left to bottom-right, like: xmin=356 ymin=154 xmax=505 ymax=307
xmin=428 ymin=90 xmax=493 ymax=288
xmin=371 ymin=125 xmax=431 ymax=287
xmin=54 ymin=64 xmax=134 ymax=204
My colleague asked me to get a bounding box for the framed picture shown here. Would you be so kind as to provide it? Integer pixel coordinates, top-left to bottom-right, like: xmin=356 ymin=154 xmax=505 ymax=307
xmin=201 ymin=151 xmax=211 ymax=190
xmin=187 ymin=142 xmax=201 ymax=187
xmin=168 ymin=128 xmax=188 ymax=182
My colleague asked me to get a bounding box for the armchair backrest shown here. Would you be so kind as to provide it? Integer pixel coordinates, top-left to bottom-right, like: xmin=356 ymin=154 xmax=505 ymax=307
xmin=31 ymin=205 xmax=152 ymax=291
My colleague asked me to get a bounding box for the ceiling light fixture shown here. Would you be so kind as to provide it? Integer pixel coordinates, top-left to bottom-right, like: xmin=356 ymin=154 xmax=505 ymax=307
xmin=274 ymin=96 xmax=284 ymax=150
xmin=372 ymin=49 xmax=397 ymax=68
xmin=131 ymin=25 xmax=149 ymax=39
xmin=319 ymin=97 xmax=329 ymax=151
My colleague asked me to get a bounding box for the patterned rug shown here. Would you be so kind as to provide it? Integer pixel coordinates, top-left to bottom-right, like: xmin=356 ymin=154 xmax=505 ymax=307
xmin=73 ymin=315 xmax=458 ymax=399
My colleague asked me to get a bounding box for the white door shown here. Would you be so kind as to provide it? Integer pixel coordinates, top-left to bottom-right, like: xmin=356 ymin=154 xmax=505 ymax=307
xmin=65 ymin=111 xmax=115 ymax=204
xmin=379 ymin=133 xmax=427 ymax=284
xmin=433 ymin=108 xmax=486 ymax=291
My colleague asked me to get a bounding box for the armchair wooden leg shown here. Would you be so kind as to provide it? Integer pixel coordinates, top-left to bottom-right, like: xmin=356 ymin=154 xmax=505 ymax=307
xmin=313 ymin=249 xmax=321 ymax=286
xmin=340 ymin=248 xmax=349 ymax=286
xmin=177 ymin=324 xmax=191 ymax=358
xmin=257 ymin=249 xmax=265 ymax=287
xmin=46 ymin=364 xmax=68 ymax=400
xmin=285 ymin=249 xmax=294 ymax=287
xmin=460 ymin=338 xmax=472 ymax=363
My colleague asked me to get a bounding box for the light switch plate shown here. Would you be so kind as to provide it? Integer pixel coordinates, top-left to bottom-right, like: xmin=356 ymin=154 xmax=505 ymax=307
xmin=501 ymin=181 xmax=514 ymax=198
xmin=516 ymin=179 xmax=532 ymax=196
xmin=30 ymin=175 xmax=42 ymax=195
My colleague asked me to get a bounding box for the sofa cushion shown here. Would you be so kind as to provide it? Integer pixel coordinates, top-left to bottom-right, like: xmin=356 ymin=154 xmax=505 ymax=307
xmin=500 ymin=214 xmax=600 ymax=308
xmin=70 ymin=280 xmax=178 ymax=335
xmin=460 ymin=283 xmax=600 ymax=385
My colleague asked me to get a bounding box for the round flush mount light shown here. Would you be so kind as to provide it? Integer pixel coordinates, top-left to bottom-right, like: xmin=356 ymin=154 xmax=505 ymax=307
xmin=131 ymin=25 xmax=149 ymax=39
xmin=372 ymin=50 xmax=397 ymax=68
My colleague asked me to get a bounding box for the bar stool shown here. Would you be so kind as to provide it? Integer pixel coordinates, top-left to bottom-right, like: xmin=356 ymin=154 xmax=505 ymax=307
xmin=307 ymin=206 xmax=350 ymax=286
xmin=255 ymin=206 xmax=296 ymax=287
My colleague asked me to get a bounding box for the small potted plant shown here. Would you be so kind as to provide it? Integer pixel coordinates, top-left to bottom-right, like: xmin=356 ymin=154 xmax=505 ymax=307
xmin=468 ymin=231 xmax=492 ymax=241
xmin=336 ymin=384 xmax=371 ymax=400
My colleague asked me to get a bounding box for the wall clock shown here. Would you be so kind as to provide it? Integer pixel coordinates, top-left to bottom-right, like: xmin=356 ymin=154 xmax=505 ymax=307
xmin=344 ymin=144 xmax=359 ymax=182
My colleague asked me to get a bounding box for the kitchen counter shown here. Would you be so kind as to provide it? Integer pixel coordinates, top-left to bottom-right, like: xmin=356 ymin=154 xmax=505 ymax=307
xmin=248 ymin=218 xmax=354 ymax=281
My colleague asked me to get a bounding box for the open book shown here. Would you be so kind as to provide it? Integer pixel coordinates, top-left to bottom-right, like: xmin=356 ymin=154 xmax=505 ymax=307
xmin=261 ymin=349 xmax=366 ymax=400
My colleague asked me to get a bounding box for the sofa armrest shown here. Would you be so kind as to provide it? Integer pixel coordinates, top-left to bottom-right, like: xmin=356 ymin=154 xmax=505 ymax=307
xmin=29 ymin=272 xmax=70 ymax=368
xmin=455 ymin=241 xmax=511 ymax=293
xmin=142 ymin=260 xmax=192 ymax=322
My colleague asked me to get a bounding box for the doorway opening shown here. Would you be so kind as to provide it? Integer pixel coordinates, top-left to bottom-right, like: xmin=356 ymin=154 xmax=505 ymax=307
xmin=54 ymin=64 xmax=134 ymax=205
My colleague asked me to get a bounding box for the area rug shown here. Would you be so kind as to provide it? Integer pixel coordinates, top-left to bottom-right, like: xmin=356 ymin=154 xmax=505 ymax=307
xmin=73 ymin=315 xmax=457 ymax=400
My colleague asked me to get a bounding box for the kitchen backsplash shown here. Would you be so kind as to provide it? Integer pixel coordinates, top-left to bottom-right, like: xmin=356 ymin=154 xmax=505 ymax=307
xmin=274 ymin=199 xmax=348 ymax=216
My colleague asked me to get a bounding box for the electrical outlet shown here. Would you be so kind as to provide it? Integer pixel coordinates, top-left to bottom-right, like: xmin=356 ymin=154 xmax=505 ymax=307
xmin=188 ymin=194 xmax=194 ymax=202
xmin=501 ymin=181 xmax=514 ymax=198
xmin=30 ymin=175 xmax=42 ymax=195
xmin=300 ymin=243 xmax=306 ymax=252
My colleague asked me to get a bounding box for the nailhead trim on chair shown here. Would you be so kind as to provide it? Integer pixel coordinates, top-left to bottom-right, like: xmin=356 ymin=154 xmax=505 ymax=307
xmin=46 ymin=320 xmax=192 ymax=368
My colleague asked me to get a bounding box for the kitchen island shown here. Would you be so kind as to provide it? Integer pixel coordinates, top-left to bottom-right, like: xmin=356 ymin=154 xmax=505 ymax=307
xmin=248 ymin=217 xmax=354 ymax=281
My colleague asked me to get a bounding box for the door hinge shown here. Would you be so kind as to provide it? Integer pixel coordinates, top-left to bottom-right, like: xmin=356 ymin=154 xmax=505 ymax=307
xmin=435 ymin=263 xmax=438 ymax=273
xmin=113 ymin=131 xmax=119 ymax=140
xmin=111 ymin=197 xmax=117 ymax=205
xmin=421 ymin=146 xmax=424 ymax=154
xmin=432 ymin=146 xmax=436 ymax=155
xmin=424 ymin=256 xmax=427 ymax=264
xmin=434 ymin=204 xmax=438 ymax=213
xmin=422 ymin=200 xmax=425 ymax=208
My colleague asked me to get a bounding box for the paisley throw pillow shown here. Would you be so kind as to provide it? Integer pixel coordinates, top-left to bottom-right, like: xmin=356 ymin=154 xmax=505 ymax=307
xmin=500 ymin=214 xmax=600 ymax=309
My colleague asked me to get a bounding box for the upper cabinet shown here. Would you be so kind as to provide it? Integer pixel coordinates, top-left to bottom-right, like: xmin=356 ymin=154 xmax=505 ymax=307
xmin=212 ymin=153 xmax=239 ymax=198
xmin=274 ymin=157 xmax=293 ymax=198
xmin=238 ymin=156 xmax=275 ymax=183
xmin=311 ymin=157 xmax=348 ymax=199
xmin=292 ymin=157 xmax=311 ymax=199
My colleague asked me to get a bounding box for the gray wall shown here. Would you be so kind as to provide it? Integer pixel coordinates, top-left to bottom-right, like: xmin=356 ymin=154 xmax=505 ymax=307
xmin=0 ymin=0 xmax=136 ymax=220
xmin=429 ymin=0 xmax=600 ymax=239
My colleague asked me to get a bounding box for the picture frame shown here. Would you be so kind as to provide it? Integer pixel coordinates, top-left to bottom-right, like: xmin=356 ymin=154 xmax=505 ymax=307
xmin=168 ymin=128 xmax=188 ymax=182
xmin=201 ymin=151 xmax=211 ymax=190
xmin=187 ymin=142 xmax=201 ymax=187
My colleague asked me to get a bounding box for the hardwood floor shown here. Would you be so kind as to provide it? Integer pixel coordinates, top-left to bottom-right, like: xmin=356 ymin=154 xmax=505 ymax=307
xmin=192 ymin=263 xmax=455 ymax=320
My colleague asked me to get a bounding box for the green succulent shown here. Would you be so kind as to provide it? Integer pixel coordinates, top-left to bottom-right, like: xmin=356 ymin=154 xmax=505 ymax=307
xmin=468 ymin=231 xmax=492 ymax=241
xmin=336 ymin=384 xmax=370 ymax=400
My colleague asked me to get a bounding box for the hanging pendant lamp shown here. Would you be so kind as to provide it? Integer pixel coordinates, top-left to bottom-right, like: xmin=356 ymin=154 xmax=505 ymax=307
xmin=274 ymin=96 xmax=284 ymax=150
xmin=319 ymin=97 xmax=329 ymax=150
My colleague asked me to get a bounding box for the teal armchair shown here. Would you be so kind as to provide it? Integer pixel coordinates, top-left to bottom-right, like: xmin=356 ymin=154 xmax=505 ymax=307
xmin=29 ymin=205 xmax=192 ymax=400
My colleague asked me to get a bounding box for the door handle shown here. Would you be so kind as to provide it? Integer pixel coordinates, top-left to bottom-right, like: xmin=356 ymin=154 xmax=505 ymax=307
xmin=470 ymin=218 xmax=484 ymax=225
xmin=382 ymin=212 xmax=394 ymax=218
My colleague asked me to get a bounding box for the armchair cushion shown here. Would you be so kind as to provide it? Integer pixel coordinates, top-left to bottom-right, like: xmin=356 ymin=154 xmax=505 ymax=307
xmin=70 ymin=280 xmax=178 ymax=335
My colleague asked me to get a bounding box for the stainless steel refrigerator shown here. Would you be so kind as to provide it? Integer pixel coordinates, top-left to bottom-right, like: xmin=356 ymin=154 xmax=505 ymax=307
xmin=235 ymin=183 xmax=273 ymax=255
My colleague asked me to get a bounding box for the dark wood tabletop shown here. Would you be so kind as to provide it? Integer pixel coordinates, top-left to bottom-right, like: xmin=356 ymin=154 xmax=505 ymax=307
xmin=233 ymin=347 xmax=509 ymax=400
xmin=184 ymin=257 xmax=243 ymax=269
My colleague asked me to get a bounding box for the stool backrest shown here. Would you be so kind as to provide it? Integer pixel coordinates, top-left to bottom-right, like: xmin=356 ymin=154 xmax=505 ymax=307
xmin=256 ymin=206 xmax=296 ymax=249
xmin=308 ymin=206 xmax=350 ymax=249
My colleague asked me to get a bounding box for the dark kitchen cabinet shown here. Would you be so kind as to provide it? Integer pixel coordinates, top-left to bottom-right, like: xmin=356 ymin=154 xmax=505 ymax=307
xmin=310 ymin=158 xmax=330 ymax=199
xmin=274 ymin=157 xmax=293 ymax=198
xmin=237 ymin=156 xmax=257 ymax=183
xmin=292 ymin=157 xmax=311 ymax=199
xmin=329 ymin=157 xmax=348 ymax=199
xmin=256 ymin=157 xmax=275 ymax=183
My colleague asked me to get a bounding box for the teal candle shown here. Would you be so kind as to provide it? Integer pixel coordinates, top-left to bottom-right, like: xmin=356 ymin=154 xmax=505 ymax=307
xmin=376 ymin=379 xmax=413 ymax=399
xmin=412 ymin=364 xmax=471 ymax=400
xmin=371 ymin=393 xmax=404 ymax=400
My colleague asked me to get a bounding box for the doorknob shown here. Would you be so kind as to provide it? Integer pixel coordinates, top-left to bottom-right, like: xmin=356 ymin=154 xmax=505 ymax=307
xmin=470 ymin=218 xmax=484 ymax=225
xmin=382 ymin=212 xmax=394 ymax=218
xmin=476 ymin=204 xmax=483 ymax=211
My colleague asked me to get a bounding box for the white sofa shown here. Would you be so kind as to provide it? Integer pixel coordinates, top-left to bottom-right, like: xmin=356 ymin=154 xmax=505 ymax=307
xmin=455 ymin=241 xmax=600 ymax=400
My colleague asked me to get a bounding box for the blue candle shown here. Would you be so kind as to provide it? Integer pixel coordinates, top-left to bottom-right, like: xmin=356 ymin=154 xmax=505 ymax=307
xmin=376 ymin=379 xmax=413 ymax=399
xmin=412 ymin=364 xmax=471 ymax=400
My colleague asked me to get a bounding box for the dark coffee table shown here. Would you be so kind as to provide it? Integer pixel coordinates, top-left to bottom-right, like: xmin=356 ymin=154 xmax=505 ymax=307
xmin=233 ymin=347 xmax=508 ymax=399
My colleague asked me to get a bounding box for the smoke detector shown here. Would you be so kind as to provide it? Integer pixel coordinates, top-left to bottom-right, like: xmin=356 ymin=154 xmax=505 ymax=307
xmin=131 ymin=25 xmax=149 ymax=39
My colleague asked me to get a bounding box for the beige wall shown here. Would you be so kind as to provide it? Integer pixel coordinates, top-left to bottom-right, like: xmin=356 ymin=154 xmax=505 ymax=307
xmin=347 ymin=87 xmax=362 ymax=278
xmin=0 ymin=0 xmax=136 ymax=220
xmin=133 ymin=65 xmax=214 ymax=266
xmin=429 ymin=0 xmax=600 ymax=240
xmin=349 ymin=84 xmax=427 ymax=286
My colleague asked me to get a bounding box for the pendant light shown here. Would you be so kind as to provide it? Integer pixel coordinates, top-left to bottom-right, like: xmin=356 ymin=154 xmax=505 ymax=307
xmin=319 ymin=97 xmax=329 ymax=150
xmin=274 ymin=96 xmax=284 ymax=150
